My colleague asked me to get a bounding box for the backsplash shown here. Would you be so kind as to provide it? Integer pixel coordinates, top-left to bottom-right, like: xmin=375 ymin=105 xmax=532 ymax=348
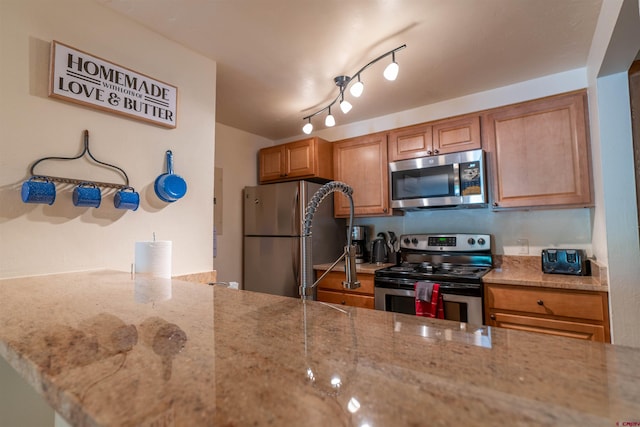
xmin=354 ymin=206 xmax=593 ymax=256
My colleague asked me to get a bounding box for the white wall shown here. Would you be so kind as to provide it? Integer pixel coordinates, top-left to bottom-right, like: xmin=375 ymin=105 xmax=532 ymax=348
xmin=214 ymin=124 xmax=273 ymax=285
xmin=586 ymin=0 xmax=640 ymax=346
xmin=0 ymin=0 xmax=217 ymax=278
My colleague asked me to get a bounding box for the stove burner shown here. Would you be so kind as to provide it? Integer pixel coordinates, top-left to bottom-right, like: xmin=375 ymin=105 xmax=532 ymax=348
xmin=377 ymin=262 xmax=491 ymax=282
xmin=416 ymin=262 xmax=434 ymax=273
xmin=438 ymin=264 xmax=489 ymax=276
xmin=390 ymin=262 xmax=488 ymax=276
xmin=389 ymin=266 xmax=414 ymax=273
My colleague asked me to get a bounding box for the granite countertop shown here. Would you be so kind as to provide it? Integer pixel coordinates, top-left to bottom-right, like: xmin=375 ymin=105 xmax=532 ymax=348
xmin=1 ymin=270 xmax=638 ymax=426
xmin=483 ymin=256 xmax=609 ymax=292
xmin=313 ymin=261 xmax=395 ymax=274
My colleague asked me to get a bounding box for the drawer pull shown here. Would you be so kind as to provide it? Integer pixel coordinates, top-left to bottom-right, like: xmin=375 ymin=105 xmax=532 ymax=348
xmin=341 ymin=300 xmax=346 ymax=305
xmin=490 ymin=314 xmax=496 ymax=320
xmin=537 ymin=299 xmax=544 ymax=306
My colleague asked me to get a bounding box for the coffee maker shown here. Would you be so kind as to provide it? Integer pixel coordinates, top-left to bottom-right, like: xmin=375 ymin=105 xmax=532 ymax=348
xmin=348 ymin=225 xmax=369 ymax=264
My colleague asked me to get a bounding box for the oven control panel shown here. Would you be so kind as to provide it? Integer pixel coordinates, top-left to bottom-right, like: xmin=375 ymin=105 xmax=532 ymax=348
xmin=401 ymin=234 xmax=491 ymax=252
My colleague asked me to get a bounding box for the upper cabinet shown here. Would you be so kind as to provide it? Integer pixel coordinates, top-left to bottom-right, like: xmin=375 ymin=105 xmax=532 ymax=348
xmin=387 ymin=123 xmax=432 ymax=161
xmin=483 ymin=91 xmax=593 ymax=209
xmin=388 ymin=114 xmax=481 ymax=162
xmin=258 ymin=137 xmax=333 ymax=184
xmin=333 ymin=132 xmax=392 ymax=217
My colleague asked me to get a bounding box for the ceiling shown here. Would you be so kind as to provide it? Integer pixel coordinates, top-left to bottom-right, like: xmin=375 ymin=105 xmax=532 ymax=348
xmin=95 ymin=0 xmax=603 ymax=141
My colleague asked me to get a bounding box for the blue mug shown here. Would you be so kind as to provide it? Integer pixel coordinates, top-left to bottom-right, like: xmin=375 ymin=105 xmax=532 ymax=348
xmin=21 ymin=176 xmax=56 ymax=205
xmin=73 ymin=182 xmax=101 ymax=208
xmin=114 ymin=187 xmax=140 ymax=211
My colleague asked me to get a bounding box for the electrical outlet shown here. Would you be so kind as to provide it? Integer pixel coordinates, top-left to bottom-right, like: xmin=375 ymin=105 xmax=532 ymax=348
xmin=517 ymin=238 xmax=529 ymax=255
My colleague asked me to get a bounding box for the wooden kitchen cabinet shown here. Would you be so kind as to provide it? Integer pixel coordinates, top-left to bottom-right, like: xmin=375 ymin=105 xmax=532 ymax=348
xmin=388 ymin=114 xmax=481 ymax=161
xmin=388 ymin=123 xmax=432 ymax=161
xmin=483 ymin=90 xmax=593 ymax=209
xmin=314 ymin=270 xmax=375 ymax=309
xmin=333 ymin=132 xmax=392 ymax=217
xmin=258 ymin=137 xmax=333 ymax=183
xmin=484 ymin=283 xmax=610 ymax=342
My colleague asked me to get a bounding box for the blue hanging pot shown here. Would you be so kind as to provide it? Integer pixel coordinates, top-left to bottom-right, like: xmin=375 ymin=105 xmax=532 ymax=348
xmin=154 ymin=150 xmax=187 ymax=203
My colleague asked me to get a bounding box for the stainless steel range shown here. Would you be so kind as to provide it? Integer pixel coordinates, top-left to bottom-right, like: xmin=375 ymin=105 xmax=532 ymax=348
xmin=374 ymin=233 xmax=492 ymax=325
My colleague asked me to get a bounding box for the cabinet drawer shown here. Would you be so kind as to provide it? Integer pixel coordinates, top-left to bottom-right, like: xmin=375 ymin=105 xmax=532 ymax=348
xmin=317 ymin=289 xmax=374 ymax=309
xmin=314 ymin=271 xmax=374 ymax=294
xmin=491 ymin=312 xmax=606 ymax=342
xmin=486 ymin=285 xmax=606 ymax=321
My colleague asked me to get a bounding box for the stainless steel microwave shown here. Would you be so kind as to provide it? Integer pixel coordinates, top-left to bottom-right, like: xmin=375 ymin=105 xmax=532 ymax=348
xmin=389 ymin=149 xmax=487 ymax=209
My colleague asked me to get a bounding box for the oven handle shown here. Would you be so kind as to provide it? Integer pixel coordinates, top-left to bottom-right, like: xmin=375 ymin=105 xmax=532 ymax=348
xmin=374 ymin=276 xmax=418 ymax=288
xmin=374 ymin=287 xmax=415 ymax=297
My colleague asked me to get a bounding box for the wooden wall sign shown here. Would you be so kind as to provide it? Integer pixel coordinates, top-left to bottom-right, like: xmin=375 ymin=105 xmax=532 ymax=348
xmin=48 ymin=41 xmax=177 ymax=129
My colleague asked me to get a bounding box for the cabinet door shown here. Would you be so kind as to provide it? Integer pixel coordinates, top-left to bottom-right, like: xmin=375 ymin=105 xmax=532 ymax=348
xmin=388 ymin=123 xmax=432 ymax=161
xmin=432 ymin=114 xmax=481 ymax=154
xmin=259 ymin=146 xmax=285 ymax=183
xmin=489 ymin=312 xmax=606 ymax=342
xmin=285 ymin=138 xmax=316 ymax=178
xmin=484 ymin=91 xmax=592 ymax=209
xmin=333 ymin=132 xmax=390 ymax=217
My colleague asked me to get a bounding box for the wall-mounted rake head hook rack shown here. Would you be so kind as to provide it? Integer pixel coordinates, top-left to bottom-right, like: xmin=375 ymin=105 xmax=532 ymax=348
xmin=28 ymin=129 xmax=131 ymax=189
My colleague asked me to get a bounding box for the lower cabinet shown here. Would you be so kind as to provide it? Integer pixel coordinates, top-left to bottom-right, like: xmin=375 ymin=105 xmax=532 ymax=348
xmin=314 ymin=270 xmax=374 ymax=309
xmin=484 ymin=283 xmax=610 ymax=342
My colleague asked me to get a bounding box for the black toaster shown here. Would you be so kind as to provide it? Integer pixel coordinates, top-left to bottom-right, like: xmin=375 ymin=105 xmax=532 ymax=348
xmin=541 ymin=249 xmax=590 ymax=276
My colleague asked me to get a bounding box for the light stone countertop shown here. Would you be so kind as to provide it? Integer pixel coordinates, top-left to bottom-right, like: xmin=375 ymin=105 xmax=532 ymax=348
xmin=1 ymin=270 xmax=638 ymax=426
xmin=483 ymin=256 xmax=609 ymax=292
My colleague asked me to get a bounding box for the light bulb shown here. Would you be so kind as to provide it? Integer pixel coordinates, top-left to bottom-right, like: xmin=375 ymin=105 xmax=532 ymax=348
xmin=383 ymin=61 xmax=399 ymax=81
xmin=350 ymin=80 xmax=364 ymax=98
xmin=340 ymin=99 xmax=352 ymax=114
xmin=325 ymin=113 xmax=335 ymax=127
xmin=302 ymin=121 xmax=313 ymax=134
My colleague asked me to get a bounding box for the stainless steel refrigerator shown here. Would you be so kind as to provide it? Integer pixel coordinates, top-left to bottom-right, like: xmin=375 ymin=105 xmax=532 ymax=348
xmin=243 ymin=181 xmax=346 ymax=297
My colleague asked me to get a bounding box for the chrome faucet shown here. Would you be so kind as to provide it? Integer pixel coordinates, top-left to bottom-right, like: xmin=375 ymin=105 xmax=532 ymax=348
xmin=300 ymin=181 xmax=360 ymax=300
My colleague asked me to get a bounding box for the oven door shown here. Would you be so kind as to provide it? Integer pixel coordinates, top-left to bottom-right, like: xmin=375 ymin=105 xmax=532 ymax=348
xmin=374 ymin=285 xmax=484 ymax=325
xmin=374 ymin=287 xmax=416 ymax=315
xmin=441 ymin=293 xmax=483 ymax=325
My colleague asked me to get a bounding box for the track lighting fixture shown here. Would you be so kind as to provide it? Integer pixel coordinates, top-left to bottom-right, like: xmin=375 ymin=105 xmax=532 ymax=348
xmin=339 ymin=92 xmax=352 ymax=114
xmin=301 ymin=44 xmax=406 ymax=134
xmin=302 ymin=117 xmax=313 ymax=135
xmin=325 ymin=106 xmax=335 ymax=127
xmin=383 ymin=52 xmax=399 ymax=81
xmin=350 ymin=75 xmax=364 ymax=98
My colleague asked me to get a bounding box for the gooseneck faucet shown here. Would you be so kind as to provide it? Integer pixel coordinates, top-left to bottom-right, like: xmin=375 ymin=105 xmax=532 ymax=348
xmin=300 ymin=181 xmax=360 ymax=300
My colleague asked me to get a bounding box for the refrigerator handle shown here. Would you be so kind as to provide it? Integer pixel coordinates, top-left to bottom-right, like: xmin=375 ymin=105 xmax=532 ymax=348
xmin=293 ymin=185 xmax=300 ymax=234
xmin=292 ymin=237 xmax=300 ymax=287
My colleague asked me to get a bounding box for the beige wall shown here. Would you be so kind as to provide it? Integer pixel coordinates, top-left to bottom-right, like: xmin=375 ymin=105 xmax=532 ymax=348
xmin=0 ymin=0 xmax=217 ymax=278
xmin=214 ymin=124 xmax=273 ymax=285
